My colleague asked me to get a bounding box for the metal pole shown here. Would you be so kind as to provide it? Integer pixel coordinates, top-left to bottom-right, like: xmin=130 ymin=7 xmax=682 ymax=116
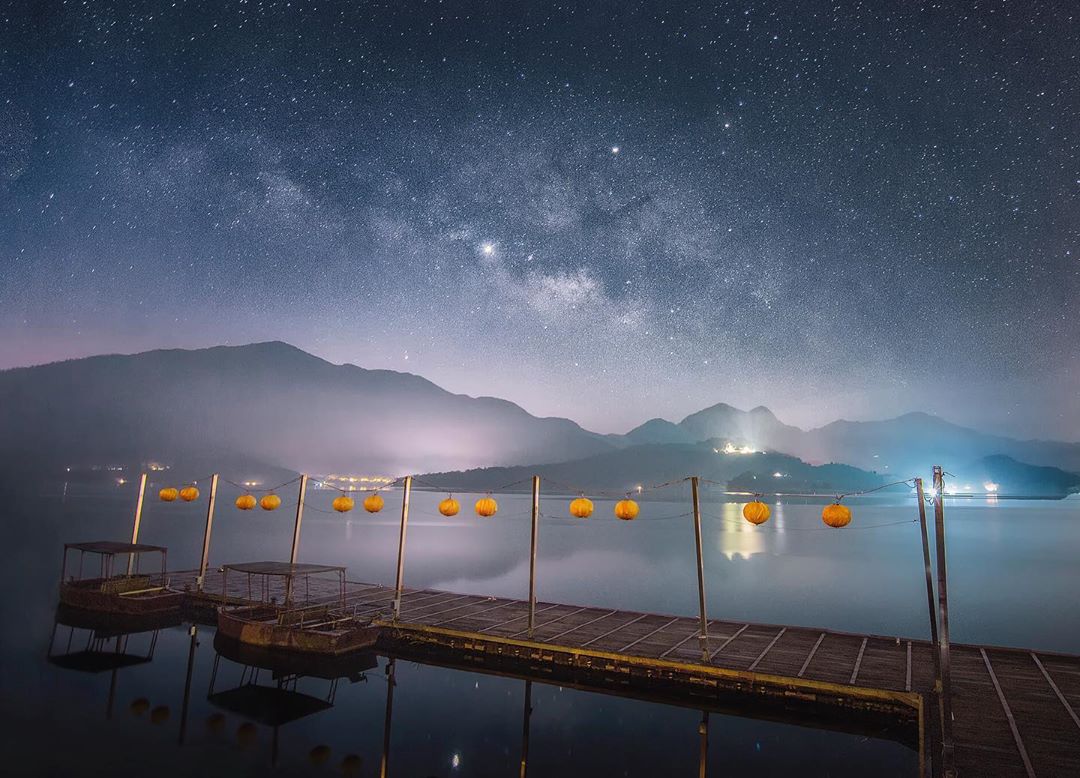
xmin=527 ymin=476 xmax=540 ymax=638
xmin=691 ymin=476 xmax=710 ymax=660
xmin=932 ymin=465 xmax=955 ymax=777
xmin=915 ymin=479 xmax=941 ymax=678
xmin=393 ymin=476 xmax=413 ymax=619
xmin=127 ymin=473 xmax=148 ymax=575
xmin=289 ymin=474 xmax=309 ymax=565
xmin=197 ymin=474 xmax=219 ymax=592
xmin=519 ymin=680 xmax=533 ymax=778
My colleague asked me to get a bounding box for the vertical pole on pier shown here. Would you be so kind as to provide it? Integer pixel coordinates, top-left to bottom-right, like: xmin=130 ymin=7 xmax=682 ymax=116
xmin=691 ymin=476 xmax=710 ymax=661
xmin=196 ymin=475 xmax=219 ymax=592
xmin=519 ymin=680 xmax=533 ymax=778
xmin=289 ymin=474 xmax=309 ymax=565
xmin=126 ymin=473 xmax=148 ymax=575
xmin=393 ymin=476 xmax=413 ymax=620
xmin=527 ymin=476 xmax=541 ymax=638
xmin=915 ymin=479 xmax=941 ymax=678
xmin=932 ymin=465 xmax=956 ymax=777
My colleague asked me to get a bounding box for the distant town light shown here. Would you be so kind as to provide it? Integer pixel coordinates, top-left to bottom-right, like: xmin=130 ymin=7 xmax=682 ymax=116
xmin=983 ymin=482 xmax=999 ymax=493
xmin=772 ymin=472 xmax=784 ymax=478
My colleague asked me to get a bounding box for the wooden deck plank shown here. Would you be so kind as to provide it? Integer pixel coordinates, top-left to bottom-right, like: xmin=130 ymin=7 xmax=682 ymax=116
xmin=980 ymin=649 xmax=1036 ymax=777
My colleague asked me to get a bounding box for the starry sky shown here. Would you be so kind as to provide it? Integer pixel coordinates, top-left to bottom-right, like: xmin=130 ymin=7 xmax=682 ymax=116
xmin=1 ymin=1 xmax=1077 ymax=438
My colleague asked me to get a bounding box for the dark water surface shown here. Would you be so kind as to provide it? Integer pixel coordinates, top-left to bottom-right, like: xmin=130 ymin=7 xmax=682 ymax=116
xmin=2 ymin=480 xmax=1077 ymax=776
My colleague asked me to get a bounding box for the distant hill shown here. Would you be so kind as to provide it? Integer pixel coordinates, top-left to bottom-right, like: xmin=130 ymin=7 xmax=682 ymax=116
xmin=614 ymin=406 xmax=1080 ymax=480
xmin=949 ymin=455 xmax=1080 ymax=498
xmin=0 ymin=342 xmax=612 ymax=477
xmin=416 ymin=441 xmax=895 ymax=497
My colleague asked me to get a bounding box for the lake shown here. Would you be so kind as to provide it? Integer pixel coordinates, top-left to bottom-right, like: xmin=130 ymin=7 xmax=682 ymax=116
xmin=1 ymin=478 xmax=1076 ymax=776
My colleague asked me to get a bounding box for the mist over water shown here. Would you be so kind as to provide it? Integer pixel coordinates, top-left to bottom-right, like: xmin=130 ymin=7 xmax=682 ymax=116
xmin=1 ymin=480 xmax=1076 ymax=775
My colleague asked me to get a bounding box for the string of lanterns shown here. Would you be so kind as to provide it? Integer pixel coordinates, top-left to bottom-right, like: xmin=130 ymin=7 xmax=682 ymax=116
xmin=154 ymin=475 xmax=916 ymax=527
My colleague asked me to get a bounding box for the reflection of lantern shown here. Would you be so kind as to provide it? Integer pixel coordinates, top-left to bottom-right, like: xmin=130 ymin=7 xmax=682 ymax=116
xmin=130 ymin=697 xmax=150 ymax=716
xmin=822 ymin=503 xmax=852 ymax=528
xmin=235 ymin=494 xmax=257 ymax=510
xmin=475 ymin=496 xmax=498 ymax=517
xmin=614 ymin=499 xmax=640 ymax=521
xmin=363 ymin=493 xmax=384 ymax=513
xmin=742 ymin=501 xmax=771 ymax=525
xmin=237 ymin=722 xmax=258 ymax=748
xmin=206 ymin=712 xmax=226 ymax=734
xmin=159 ymin=487 xmax=179 ymax=502
xmin=569 ymin=497 xmax=594 ymax=518
xmin=150 ymin=705 xmax=170 ymax=725
xmin=260 ymin=494 xmax=282 ymax=511
xmin=439 ymin=497 xmax=460 ymax=516
xmin=332 ymin=495 xmax=355 ymax=513
xmin=341 ymin=754 xmax=363 ymax=776
xmin=179 ymin=486 xmax=200 ymax=502
xmin=309 ymin=745 xmax=332 ymax=765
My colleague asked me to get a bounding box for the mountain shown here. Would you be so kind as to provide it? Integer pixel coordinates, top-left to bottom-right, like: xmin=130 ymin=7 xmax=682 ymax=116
xmin=417 ymin=441 xmax=894 ymax=497
xmin=617 ymin=406 xmax=1080 ymax=482
xmin=0 ymin=342 xmax=613 ymax=478
xmin=950 ymin=455 xmax=1080 ymax=498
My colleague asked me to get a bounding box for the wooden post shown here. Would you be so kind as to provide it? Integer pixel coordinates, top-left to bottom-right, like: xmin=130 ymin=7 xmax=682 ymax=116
xmin=196 ymin=475 xmax=219 ymax=592
xmin=915 ymin=479 xmax=941 ymax=677
xmin=126 ymin=473 xmax=148 ymax=575
xmin=527 ymin=476 xmax=540 ymax=638
xmin=289 ymin=474 xmax=309 ymax=565
xmin=691 ymin=476 xmax=710 ymax=660
xmin=932 ymin=465 xmax=956 ymax=777
xmin=393 ymin=476 xmax=413 ymax=619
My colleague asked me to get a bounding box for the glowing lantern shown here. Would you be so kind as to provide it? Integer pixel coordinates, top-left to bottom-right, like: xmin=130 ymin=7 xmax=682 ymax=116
xmin=439 ymin=497 xmax=460 ymax=516
xmin=475 ymin=496 xmax=498 ymax=517
xmin=179 ymin=486 xmax=200 ymax=502
xmin=332 ymin=495 xmax=355 ymax=513
xmin=159 ymin=487 xmax=179 ymax=502
xmin=235 ymin=494 xmax=257 ymax=510
xmin=260 ymin=494 xmax=282 ymax=511
xmin=614 ymin=499 xmax=640 ymax=521
xmin=822 ymin=502 xmax=852 ymax=528
xmin=569 ymin=497 xmax=594 ymax=518
xmin=363 ymin=492 xmax=384 ymax=513
xmin=742 ymin=501 xmax=771 ymax=525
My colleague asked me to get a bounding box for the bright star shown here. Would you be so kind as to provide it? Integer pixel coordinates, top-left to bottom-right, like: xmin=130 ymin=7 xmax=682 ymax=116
xmin=611 ymin=146 xmax=619 ymax=154
xmin=481 ymin=243 xmax=495 ymax=256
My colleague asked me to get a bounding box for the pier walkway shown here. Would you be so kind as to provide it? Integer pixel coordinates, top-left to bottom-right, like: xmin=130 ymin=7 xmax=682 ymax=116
xmin=168 ymin=569 xmax=1080 ymax=778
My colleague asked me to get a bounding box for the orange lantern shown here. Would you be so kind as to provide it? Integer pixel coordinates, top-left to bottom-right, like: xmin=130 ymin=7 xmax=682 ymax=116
xmin=332 ymin=495 xmax=355 ymax=513
xmin=439 ymin=497 xmax=461 ymax=516
xmin=260 ymin=494 xmax=282 ymax=511
xmin=235 ymin=494 xmax=257 ymax=510
xmin=159 ymin=487 xmax=179 ymax=502
xmin=614 ymin=499 xmax=640 ymax=521
xmin=569 ymin=497 xmax=594 ymax=518
xmin=822 ymin=502 xmax=852 ymax=528
xmin=742 ymin=500 xmax=771 ymax=525
xmin=179 ymin=485 xmax=200 ymax=502
xmin=474 ymin=496 xmax=498 ymax=517
xmin=363 ymin=492 xmax=384 ymax=513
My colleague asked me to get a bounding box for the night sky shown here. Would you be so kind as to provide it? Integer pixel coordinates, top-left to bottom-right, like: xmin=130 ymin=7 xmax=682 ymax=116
xmin=2 ymin=1 xmax=1077 ymax=437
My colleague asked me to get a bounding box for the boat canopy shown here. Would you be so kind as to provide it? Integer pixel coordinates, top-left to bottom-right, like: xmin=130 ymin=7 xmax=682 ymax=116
xmin=221 ymin=561 xmax=346 ymax=576
xmin=64 ymin=540 xmax=168 ymax=555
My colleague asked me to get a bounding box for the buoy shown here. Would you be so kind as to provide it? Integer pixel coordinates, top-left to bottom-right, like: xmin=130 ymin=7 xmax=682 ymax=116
xmin=614 ymin=499 xmax=640 ymax=521
xmin=235 ymin=494 xmax=257 ymax=510
xmin=159 ymin=487 xmax=179 ymax=502
xmin=332 ymin=495 xmax=355 ymax=513
xmin=439 ymin=497 xmax=460 ymax=516
xmin=475 ymin=496 xmax=498 ymax=517
xmin=179 ymin=485 xmax=200 ymax=502
xmin=822 ymin=502 xmax=852 ymax=528
xmin=742 ymin=500 xmax=771 ymax=525
xmin=569 ymin=497 xmax=594 ymax=518
xmin=363 ymin=492 xmax=384 ymax=513
xmin=260 ymin=494 xmax=282 ymax=511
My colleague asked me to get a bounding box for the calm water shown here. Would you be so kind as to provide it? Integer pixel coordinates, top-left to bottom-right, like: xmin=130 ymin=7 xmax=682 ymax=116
xmin=2 ymin=479 xmax=1077 ymax=776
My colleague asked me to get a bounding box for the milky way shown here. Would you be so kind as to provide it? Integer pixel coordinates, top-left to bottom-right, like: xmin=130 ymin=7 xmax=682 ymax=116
xmin=1 ymin=1 xmax=1077 ymax=437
